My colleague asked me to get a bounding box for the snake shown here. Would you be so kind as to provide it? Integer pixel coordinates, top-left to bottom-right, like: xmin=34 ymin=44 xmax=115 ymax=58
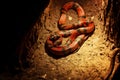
xmin=46 ymin=1 xmax=95 ymax=56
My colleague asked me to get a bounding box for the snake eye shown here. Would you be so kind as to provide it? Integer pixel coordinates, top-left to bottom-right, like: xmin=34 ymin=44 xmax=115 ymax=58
xmin=50 ymin=33 xmax=60 ymax=41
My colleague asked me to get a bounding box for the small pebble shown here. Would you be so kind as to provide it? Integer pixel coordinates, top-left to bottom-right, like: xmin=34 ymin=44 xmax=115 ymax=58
xmin=68 ymin=16 xmax=72 ymax=21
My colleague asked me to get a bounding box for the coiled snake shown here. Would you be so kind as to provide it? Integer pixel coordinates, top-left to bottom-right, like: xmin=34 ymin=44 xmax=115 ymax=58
xmin=46 ymin=2 xmax=95 ymax=56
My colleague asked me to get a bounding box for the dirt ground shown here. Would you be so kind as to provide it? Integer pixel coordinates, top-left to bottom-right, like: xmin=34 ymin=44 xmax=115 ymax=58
xmin=1 ymin=0 xmax=118 ymax=80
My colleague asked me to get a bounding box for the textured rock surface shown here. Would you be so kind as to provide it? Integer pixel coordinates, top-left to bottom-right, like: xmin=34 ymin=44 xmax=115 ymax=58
xmin=1 ymin=0 xmax=117 ymax=80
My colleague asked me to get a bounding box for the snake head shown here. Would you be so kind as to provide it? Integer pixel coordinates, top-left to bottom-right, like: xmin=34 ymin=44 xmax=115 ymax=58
xmin=49 ymin=32 xmax=62 ymax=47
xmin=49 ymin=33 xmax=61 ymax=41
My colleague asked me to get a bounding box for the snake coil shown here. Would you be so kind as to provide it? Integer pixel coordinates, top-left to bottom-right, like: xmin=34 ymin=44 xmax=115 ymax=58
xmin=46 ymin=2 xmax=95 ymax=56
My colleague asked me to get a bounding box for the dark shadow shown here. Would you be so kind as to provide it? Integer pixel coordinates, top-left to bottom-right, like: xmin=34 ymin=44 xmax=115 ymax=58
xmin=112 ymin=65 xmax=120 ymax=80
xmin=1 ymin=0 xmax=50 ymax=75
xmin=112 ymin=54 xmax=120 ymax=80
xmin=104 ymin=0 xmax=120 ymax=79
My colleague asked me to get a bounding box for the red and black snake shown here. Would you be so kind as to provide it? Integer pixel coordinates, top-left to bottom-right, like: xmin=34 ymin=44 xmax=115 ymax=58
xmin=46 ymin=2 xmax=95 ymax=56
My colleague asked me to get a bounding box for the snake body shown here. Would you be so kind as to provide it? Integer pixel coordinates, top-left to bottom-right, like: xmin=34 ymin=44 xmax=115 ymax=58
xmin=46 ymin=2 xmax=95 ymax=56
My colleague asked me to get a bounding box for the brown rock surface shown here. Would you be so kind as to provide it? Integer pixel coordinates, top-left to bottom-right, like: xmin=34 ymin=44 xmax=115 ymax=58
xmin=2 ymin=0 xmax=119 ymax=80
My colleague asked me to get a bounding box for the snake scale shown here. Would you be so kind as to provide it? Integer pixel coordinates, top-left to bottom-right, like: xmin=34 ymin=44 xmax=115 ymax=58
xmin=46 ymin=1 xmax=95 ymax=56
